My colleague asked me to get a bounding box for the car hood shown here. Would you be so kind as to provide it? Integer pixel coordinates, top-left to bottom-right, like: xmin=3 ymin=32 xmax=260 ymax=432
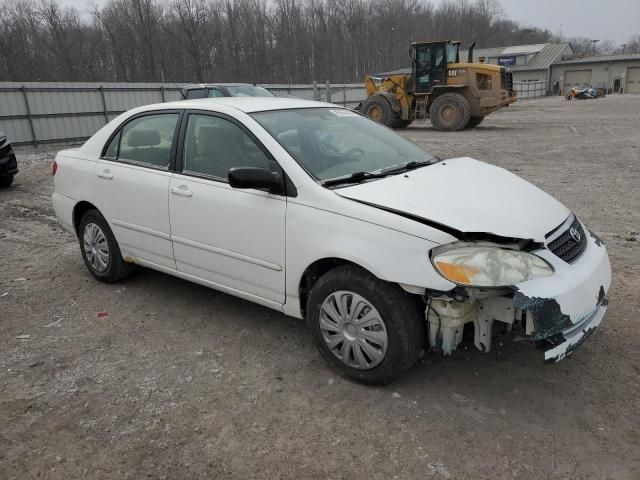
xmin=335 ymin=157 xmax=570 ymax=243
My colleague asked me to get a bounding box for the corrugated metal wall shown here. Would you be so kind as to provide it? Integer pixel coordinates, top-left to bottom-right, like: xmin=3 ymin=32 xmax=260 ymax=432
xmin=550 ymin=60 xmax=640 ymax=94
xmin=0 ymin=82 xmax=365 ymax=146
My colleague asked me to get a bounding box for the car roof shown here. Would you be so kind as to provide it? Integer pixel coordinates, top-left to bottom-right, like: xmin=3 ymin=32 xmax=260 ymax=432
xmin=184 ymin=83 xmax=260 ymax=88
xmin=158 ymin=97 xmax=337 ymax=113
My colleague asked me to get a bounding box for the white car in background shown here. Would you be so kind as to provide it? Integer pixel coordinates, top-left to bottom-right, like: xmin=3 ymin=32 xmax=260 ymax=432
xmin=51 ymin=97 xmax=611 ymax=384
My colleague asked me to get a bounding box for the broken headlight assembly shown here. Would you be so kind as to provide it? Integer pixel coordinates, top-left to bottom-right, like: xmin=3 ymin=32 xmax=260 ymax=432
xmin=431 ymin=244 xmax=553 ymax=287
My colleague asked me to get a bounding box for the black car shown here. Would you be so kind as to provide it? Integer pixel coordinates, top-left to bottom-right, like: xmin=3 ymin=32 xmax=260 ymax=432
xmin=180 ymin=83 xmax=274 ymax=100
xmin=0 ymin=132 xmax=18 ymax=188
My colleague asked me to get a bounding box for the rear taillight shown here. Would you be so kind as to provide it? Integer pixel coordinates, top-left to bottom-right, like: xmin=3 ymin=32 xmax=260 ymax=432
xmin=52 ymin=160 xmax=58 ymax=176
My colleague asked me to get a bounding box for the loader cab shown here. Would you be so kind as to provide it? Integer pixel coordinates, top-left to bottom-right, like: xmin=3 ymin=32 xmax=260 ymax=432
xmin=411 ymin=41 xmax=460 ymax=94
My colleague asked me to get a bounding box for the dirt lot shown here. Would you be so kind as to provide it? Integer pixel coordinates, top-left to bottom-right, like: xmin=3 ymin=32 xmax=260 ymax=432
xmin=1 ymin=95 xmax=639 ymax=480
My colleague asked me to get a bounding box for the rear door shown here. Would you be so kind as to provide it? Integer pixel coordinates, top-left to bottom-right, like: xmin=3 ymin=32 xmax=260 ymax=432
xmin=95 ymin=111 xmax=181 ymax=269
xmin=168 ymin=111 xmax=287 ymax=304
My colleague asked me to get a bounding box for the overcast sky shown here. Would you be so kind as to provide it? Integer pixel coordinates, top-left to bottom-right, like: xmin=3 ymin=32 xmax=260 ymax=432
xmin=62 ymin=0 xmax=639 ymax=45
xmin=432 ymin=0 xmax=639 ymax=44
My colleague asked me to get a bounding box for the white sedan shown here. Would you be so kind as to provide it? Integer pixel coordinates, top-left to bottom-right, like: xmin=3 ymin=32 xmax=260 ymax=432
xmin=52 ymin=97 xmax=611 ymax=384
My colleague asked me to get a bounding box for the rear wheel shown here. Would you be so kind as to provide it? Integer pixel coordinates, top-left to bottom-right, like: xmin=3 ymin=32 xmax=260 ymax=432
xmin=361 ymin=96 xmax=397 ymax=128
xmin=429 ymin=93 xmax=472 ymax=131
xmin=79 ymin=209 xmax=132 ymax=283
xmin=465 ymin=116 xmax=485 ymax=129
xmin=0 ymin=175 xmax=14 ymax=188
xmin=306 ymin=265 xmax=424 ymax=385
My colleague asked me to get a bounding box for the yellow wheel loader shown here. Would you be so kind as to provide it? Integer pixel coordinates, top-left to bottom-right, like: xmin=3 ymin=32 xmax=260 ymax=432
xmin=359 ymin=41 xmax=517 ymax=131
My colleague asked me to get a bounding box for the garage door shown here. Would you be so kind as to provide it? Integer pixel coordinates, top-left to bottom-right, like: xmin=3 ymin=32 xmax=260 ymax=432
xmin=626 ymin=67 xmax=640 ymax=94
xmin=564 ymin=69 xmax=592 ymax=93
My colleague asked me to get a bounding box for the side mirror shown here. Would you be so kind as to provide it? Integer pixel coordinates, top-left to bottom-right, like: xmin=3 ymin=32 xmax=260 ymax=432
xmin=228 ymin=167 xmax=283 ymax=193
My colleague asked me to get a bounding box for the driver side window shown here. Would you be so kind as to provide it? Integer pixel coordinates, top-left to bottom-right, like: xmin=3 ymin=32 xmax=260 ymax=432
xmin=183 ymin=114 xmax=272 ymax=180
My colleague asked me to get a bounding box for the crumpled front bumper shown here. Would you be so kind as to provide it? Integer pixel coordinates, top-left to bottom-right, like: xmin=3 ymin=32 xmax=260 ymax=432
xmin=513 ymin=224 xmax=611 ymax=362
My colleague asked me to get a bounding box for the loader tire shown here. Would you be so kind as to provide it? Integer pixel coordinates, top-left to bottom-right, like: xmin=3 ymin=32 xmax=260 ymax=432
xmin=361 ymin=96 xmax=396 ymax=127
xmin=429 ymin=93 xmax=471 ymax=131
xmin=465 ymin=116 xmax=484 ymax=129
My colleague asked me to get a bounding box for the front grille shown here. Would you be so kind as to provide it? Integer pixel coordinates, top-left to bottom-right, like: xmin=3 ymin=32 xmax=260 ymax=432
xmin=547 ymin=217 xmax=587 ymax=263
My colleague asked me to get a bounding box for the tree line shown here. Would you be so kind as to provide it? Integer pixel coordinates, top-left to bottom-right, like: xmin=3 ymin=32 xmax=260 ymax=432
xmin=0 ymin=0 xmax=637 ymax=84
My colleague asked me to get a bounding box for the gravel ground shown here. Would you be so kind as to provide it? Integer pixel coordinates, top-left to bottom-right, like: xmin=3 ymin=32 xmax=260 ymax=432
xmin=1 ymin=95 xmax=639 ymax=480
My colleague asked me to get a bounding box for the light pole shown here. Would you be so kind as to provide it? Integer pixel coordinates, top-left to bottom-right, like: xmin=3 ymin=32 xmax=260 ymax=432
xmin=591 ymin=39 xmax=600 ymax=56
xmin=621 ymin=44 xmax=627 ymax=54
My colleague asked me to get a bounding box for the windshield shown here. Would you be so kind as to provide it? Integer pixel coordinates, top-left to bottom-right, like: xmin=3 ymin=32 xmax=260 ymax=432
xmin=225 ymin=85 xmax=273 ymax=97
xmin=251 ymin=108 xmax=435 ymax=182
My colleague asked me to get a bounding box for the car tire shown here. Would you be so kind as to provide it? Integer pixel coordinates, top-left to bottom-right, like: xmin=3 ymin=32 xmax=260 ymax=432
xmin=0 ymin=175 xmax=14 ymax=188
xmin=306 ymin=265 xmax=424 ymax=385
xmin=78 ymin=209 xmax=132 ymax=283
xmin=429 ymin=93 xmax=472 ymax=131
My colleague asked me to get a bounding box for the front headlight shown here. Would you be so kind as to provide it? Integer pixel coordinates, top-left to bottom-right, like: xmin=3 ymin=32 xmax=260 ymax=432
xmin=432 ymin=246 xmax=553 ymax=287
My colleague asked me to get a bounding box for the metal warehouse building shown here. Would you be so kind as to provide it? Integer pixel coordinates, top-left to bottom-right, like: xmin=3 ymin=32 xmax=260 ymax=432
xmin=550 ymin=54 xmax=640 ymax=95
xmin=461 ymin=43 xmax=574 ymax=83
xmin=458 ymin=43 xmax=574 ymax=98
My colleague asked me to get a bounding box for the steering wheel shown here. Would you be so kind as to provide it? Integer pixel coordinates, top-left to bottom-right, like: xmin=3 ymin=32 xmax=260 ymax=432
xmin=342 ymin=147 xmax=365 ymax=160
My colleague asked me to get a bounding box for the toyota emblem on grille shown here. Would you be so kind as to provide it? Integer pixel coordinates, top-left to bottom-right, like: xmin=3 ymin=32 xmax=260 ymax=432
xmin=569 ymin=226 xmax=581 ymax=242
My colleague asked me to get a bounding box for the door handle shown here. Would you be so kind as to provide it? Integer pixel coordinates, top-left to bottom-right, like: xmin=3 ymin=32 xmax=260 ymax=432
xmin=170 ymin=186 xmax=193 ymax=197
xmin=97 ymin=170 xmax=113 ymax=180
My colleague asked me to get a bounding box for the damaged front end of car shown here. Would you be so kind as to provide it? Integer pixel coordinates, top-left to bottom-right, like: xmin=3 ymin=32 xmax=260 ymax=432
xmin=423 ymin=214 xmax=611 ymax=362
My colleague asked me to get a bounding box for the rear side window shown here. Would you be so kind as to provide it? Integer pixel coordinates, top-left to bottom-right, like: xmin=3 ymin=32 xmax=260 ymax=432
xmin=186 ymin=88 xmax=208 ymax=99
xmin=208 ymin=89 xmax=225 ymax=98
xmin=104 ymin=113 xmax=180 ymax=169
xmin=103 ymin=131 xmax=120 ymax=159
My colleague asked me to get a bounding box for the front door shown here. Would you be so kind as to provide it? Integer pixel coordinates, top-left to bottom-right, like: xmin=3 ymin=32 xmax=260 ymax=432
xmin=413 ymin=44 xmax=446 ymax=93
xmin=95 ymin=111 xmax=181 ymax=269
xmin=168 ymin=112 xmax=286 ymax=304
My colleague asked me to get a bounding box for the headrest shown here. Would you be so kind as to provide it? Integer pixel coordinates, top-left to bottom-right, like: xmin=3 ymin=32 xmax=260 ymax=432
xmin=197 ymin=123 xmax=241 ymax=150
xmin=197 ymin=125 xmax=220 ymax=152
xmin=127 ymin=129 xmax=161 ymax=147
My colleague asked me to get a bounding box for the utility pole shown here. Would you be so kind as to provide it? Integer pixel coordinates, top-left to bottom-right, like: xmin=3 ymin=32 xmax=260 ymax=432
xmin=591 ymin=39 xmax=600 ymax=56
xmin=621 ymin=44 xmax=626 ymax=54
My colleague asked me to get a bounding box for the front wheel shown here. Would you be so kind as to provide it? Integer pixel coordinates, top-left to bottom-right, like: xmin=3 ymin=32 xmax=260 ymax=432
xmin=78 ymin=209 xmax=132 ymax=283
xmin=306 ymin=265 xmax=424 ymax=385
xmin=361 ymin=95 xmax=397 ymax=127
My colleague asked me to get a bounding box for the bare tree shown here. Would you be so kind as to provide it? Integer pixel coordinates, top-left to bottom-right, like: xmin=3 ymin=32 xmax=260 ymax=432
xmin=0 ymin=0 xmax=560 ymax=83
